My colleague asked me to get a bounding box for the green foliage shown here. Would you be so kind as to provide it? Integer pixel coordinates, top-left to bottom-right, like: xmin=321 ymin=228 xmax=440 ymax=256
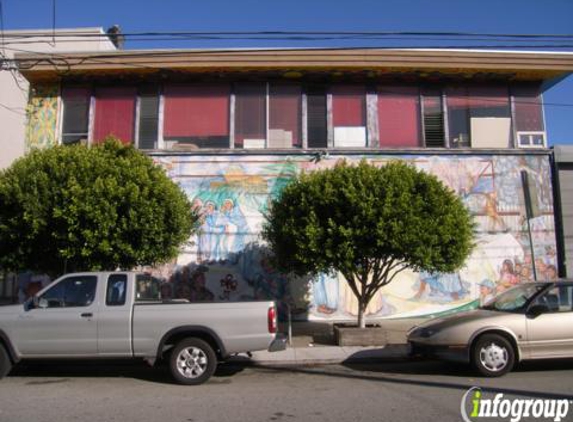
xmin=0 ymin=138 xmax=196 ymax=277
xmin=262 ymin=160 xmax=475 ymax=324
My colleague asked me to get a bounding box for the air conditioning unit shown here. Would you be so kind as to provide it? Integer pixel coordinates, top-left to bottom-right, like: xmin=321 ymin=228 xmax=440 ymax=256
xmin=517 ymin=131 xmax=546 ymax=148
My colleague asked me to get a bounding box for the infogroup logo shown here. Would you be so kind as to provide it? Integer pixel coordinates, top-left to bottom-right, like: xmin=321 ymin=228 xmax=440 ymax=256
xmin=461 ymin=387 xmax=571 ymax=422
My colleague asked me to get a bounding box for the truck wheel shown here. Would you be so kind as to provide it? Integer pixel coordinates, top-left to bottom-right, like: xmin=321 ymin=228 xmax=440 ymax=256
xmin=0 ymin=345 xmax=12 ymax=379
xmin=169 ymin=338 xmax=217 ymax=385
xmin=472 ymin=334 xmax=515 ymax=377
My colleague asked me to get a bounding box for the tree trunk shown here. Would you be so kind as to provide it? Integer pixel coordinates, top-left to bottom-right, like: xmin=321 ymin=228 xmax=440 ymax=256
xmin=357 ymin=301 xmax=366 ymax=329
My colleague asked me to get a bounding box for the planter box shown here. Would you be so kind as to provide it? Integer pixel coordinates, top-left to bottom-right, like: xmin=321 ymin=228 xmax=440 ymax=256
xmin=333 ymin=324 xmax=388 ymax=347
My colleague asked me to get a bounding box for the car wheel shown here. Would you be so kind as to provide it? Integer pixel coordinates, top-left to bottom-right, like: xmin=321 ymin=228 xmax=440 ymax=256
xmin=0 ymin=345 xmax=12 ymax=379
xmin=472 ymin=334 xmax=515 ymax=377
xmin=169 ymin=338 xmax=217 ymax=385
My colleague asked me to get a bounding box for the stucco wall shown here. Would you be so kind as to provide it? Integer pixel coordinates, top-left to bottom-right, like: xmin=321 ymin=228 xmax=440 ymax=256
xmin=147 ymin=152 xmax=557 ymax=321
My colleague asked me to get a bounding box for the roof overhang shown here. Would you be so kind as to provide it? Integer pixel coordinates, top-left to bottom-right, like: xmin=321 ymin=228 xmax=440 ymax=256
xmin=15 ymin=47 xmax=573 ymax=85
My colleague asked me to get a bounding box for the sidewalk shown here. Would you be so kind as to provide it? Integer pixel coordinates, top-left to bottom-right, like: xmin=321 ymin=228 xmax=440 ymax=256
xmin=230 ymin=318 xmax=426 ymax=366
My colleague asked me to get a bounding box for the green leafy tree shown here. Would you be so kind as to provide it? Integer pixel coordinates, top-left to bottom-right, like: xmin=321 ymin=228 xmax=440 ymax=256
xmin=0 ymin=139 xmax=196 ymax=277
xmin=262 ymin=160 xmax=475 ymax=328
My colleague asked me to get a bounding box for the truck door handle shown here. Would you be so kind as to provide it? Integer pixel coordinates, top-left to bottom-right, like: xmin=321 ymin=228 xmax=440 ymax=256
xmin=81 ymin=313 xmax=93 ymax=318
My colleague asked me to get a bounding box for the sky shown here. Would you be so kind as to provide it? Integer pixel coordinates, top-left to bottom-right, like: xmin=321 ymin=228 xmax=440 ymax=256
xmin=2 ymin=0 xmax=573 ymax=145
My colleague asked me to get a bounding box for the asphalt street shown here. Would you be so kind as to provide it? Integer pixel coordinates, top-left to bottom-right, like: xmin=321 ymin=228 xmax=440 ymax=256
xmin=0 ymin=359 xmax=572 ymax=422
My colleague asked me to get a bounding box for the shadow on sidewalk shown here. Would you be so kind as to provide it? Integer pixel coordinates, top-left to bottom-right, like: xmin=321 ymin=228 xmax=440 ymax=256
xmin=254 ymin=360 xmax=573 ymax=400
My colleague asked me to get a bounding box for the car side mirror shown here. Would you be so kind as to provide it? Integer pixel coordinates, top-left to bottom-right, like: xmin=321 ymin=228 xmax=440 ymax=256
xmin=527 ymin=304 xmax=548 ymax=318
xmin=24 ymin=296 xmax=38 ymax=311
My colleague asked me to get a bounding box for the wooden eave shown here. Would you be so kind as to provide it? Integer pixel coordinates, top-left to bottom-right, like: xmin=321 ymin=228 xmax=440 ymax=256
xmin=16 ymin=48 xmax=573 ymax=83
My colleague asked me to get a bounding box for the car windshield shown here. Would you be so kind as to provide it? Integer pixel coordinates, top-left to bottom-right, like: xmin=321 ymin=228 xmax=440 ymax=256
xmin=480 ymin=283 xmax=546 ymax=312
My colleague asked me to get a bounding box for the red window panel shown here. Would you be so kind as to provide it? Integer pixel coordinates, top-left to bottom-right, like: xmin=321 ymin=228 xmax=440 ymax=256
xmin=447 ymin=85 xmax=510 ymax=110
xmin=93 ymin=87 xmax=136 ymax=144
xmin=378 ymin=86 xmax=421 ymax=147
xmin=512 ymin=84 xmax=544 ymax=132
xmin=269 ymin=84 xmax=301 ymax=147
xmin=332 ymin=85 xmax=366 ymax=127
xmin=163 ymin=84 xmax=230 ymax=137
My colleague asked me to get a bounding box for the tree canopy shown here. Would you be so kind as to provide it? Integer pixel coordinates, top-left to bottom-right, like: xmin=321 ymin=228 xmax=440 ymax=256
xmin=0 ymin=139 xmax=196 ymax=277
xmin=262 ymin=159 xmax=475 ymax=328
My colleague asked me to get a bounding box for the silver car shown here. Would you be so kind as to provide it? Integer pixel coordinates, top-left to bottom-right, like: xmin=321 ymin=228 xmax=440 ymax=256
xmin=407 ymin=281 xmax=573 ymax=377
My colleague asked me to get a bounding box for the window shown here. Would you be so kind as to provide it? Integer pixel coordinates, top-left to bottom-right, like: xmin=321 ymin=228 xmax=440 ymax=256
xmin=106 ymin=274 xmax=127 ymax=306
xmin=61 ymin=87 xmax=90 ymax=145
xmin=532 ymin=286 xmax=573 ymax=313
xmin=135 ymin=274 xmax=161 ymax=301
xmin=234 ymin=83 xmax=267 ymax=148
xmin=447 ymin=85 xmax=512 ymax=148
xmin=38 ymin=276 xmax=97 ymax=308
xmin=163 ymin=84 xmax=230 ymax=149
xmin=446 ymin=86 xmax=471 ymax=148
xmin=512 ymin=84 xmax=546 ymax=148
xmin=93 ymin=87 xmax=137 ymax=144
xmin=137 ymin=86 xmax=160 ymax=150
xmin=269 ymin=84 xmax=302 ymax=148
xmin=421 ymin=89 xmax=445 ymax=148
xmin=378 ymin=85 xmax=421 ymax=148
xmin=306 ymin=86 xmax=327 ymax=148
xmin=332 ymin=85 xmax=367 ymax=147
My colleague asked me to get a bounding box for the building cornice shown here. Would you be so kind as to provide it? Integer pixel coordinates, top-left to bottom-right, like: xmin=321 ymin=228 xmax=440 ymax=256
xmin=16 ymin=48 xmax=573 ymax=83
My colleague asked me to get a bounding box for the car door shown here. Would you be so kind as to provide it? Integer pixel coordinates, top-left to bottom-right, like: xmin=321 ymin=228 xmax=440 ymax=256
xmin=525 ymin=284 xmax=573 ymax=359
xmin=97 ymin=273 xmax=133 ymax=356
xmin=14 ymin=275 xmax=99 ymax=356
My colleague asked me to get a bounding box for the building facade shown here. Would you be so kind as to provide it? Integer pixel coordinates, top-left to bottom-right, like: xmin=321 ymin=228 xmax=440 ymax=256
xmin=0 ymin=27 xmax=117 ymax=170
xmin=12 ymin=47 xmax=573 ymax=320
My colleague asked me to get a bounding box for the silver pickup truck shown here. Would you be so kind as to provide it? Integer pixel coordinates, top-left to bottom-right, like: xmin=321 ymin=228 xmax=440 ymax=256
xmin=0 ymin=272 xmax=287 ymax=385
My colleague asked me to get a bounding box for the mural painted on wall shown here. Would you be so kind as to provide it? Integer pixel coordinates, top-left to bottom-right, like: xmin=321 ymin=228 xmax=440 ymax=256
xmin=148 ymin=153 xmax=557 ymax=321
xmin=25 ymin=84 xmax=59 ymax=151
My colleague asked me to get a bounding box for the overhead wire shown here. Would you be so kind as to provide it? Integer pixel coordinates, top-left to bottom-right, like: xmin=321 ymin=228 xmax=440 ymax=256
xmin=2 ymin=30 xmax=573 ymax=39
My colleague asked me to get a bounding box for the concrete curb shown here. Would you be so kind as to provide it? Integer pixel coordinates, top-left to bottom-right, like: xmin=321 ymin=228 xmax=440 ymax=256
xmin=228 ymin=344 xmax=412 ymax=366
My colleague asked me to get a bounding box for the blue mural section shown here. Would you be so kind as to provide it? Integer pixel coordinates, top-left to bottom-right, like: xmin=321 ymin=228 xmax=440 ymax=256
xmin=147 ymin=153 xmax=557 ymax=321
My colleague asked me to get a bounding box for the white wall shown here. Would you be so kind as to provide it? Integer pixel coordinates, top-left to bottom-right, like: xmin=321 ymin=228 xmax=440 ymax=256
xmin=0 ymin=27 xmax=117 ymax=169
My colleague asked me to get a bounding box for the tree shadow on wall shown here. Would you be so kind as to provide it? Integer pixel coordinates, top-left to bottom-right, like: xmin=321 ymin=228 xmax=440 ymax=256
xmin=169 ymin=242 xmax=312 ymax=323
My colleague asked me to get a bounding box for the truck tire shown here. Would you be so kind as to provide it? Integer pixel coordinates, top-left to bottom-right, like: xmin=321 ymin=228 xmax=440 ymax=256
xmin=472 ymin=333 xmax=515 ymax=377
xmin=169 ymin=338 xmax=217 ymax=385
xmin=0 ymin=345 xmax=12 ymax=379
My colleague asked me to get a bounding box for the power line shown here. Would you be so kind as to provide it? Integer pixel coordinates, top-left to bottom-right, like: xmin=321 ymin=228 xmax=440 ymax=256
xmin=0 ymin=101 xmax=26 ymax=116
xmin=2 ymin=30 xmax=573 ymax=39
xmin=4 ymin=35 xmax=573 ymax=46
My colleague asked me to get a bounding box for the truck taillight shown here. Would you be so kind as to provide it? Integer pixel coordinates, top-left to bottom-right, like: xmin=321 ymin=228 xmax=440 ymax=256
xmin=268 ymin=305 xmax=277 ymax=334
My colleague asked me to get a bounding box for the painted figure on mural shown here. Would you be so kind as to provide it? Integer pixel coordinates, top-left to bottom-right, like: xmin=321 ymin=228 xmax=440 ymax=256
xmin=312 ymin=273 xmax=339 ymax=315
xmin=219 ymin=274 xmax=239 ymax=301
xmin=478 ymin=278 xmax=496 ymax=306
xmin=484 ymin=192 xmax=507 ymax=233
xmin=204 ymin=201 xmax=225 ymax=263
xmin=518 ymin=264 xmax=534 ymax=283
xmin=412 ymin=271 xmax=469 ymax=303
xmin=220 ymin=198 xmax=249 ymax=264
xmin=497 ymin=259 xmax=519 ymax=292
